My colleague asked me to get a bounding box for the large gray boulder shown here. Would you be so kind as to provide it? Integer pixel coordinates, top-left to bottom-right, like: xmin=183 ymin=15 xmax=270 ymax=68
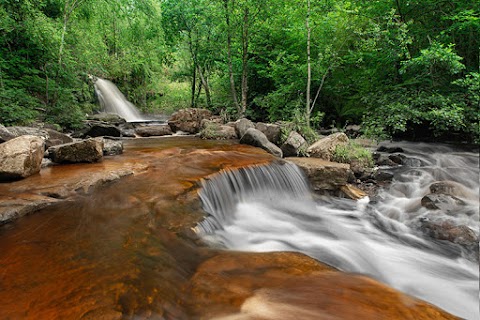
xmin=0 ymin=135 xmax=45 ymax=181
xmin=235 ymin=118 xmax=255 ymax=139
xmin=307 ymin=132 xmax=349 ymax=161
xmin=48 ymin=138 xmax=104 ymax=163
xmin=0 ymin=124 xmax=15 ymax=143
xmin=135 ymin=124 xmax=172 ymax=137
xmin=240 ymin=128 xmax=283 ymax=158
xmin=255 ymin=122 xmax=281 ymax=145
xmin=281 ymin=131 xmax=307 ymax=157
xmin=82 ymin=123 xmax=122 ymax=138
xmin=168 ymin=108 xmax=213 ymax=134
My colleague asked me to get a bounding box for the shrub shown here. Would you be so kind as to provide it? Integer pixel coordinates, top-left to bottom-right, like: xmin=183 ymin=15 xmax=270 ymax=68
xmin=332 ymin=141 xmax=374 ymax=168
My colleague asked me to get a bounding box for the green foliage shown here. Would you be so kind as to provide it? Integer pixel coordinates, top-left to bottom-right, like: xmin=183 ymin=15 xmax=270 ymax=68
xmin=332 ymin=141 xmax=373 ymax=168
xmin=280 ymin=109 xmax=320 ymax=145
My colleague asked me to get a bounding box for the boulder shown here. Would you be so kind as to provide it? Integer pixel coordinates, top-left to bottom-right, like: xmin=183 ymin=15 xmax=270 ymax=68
xmin=377 ymin=145 xmax=404 ymax=153
xmin=388 ymin=154 xmax=406 ymax=165
xmin=6 ymin=126 xmax=49 ymax=140
xmin=374 ymin=170 xmax=394 ymax=182
xmin=82 ymin=123 xmax=122 ymax=138
xmin=48 ymin=138 xmax=103 ymax=163
xmin=280 ymin=131 xmax=307 ymax=157
xmin=87 ymin=113 xmax=127 ymax=125
xmin=200 ymin=122 xmax=237 ymax=140
xmin=255 ymin=122 xmax=281 ymax=145
xmin=286 ymin=157 xmax=351 ymax=191
xmin=44 ymin=129 xmax=73 ymax=148
xmin=235 ymin=118 xmax=255 ymax=139
xmin=421 ymin=193 xmax=466 ymax=212
xmin=0 ymin=135 xmax=45 ymax=181
xmin=240 ymin=128 xmax=282 ymax=158
xmin=429 ymin=181 xmax=472 ymax=199
xmin=420 ymin=218 xmax=478 ymax=248
xmin=168 ymin=108 xmax=213 ymax=134
xmin=103 ymin=139 xmax=124 ymax=156
xmin=135 ymin=124 xmax=172 ymax=137
xmin=307 ymin=132 xmax=349 ymax=161
xmin=0 ymin=124 xmax=15 ymax=143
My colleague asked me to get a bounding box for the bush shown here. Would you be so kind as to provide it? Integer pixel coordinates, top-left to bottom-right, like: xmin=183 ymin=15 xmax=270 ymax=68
xmin=332 ymin=141 xmax=373 ymax=168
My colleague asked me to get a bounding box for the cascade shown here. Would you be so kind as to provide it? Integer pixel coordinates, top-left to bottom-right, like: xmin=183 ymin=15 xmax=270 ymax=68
xmin=196 ymin=144 xmax=479 ymax=320
xmin=93 ymin=77 xmax=148 ymax=122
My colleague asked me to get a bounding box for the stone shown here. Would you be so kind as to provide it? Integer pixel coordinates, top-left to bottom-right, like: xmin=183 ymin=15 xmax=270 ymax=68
xmin=200 ymin=123 xmax=237 ymax=140
xmin=429 ymin=181 xmax=474 ymax=199
xmin=103 ymin=139 xmax=124 ymax=156
xmin=340 ymin=184 xmax=368 ymax=200
xmin=377 ymin=145 xmax=404 ymax=153
xmin=87 ymin=112 xmax=127 ymax=125
xmin=83 ymin=123 xmax=122 ymax=138
xmin=420 ymin=218 xmax=478 ymax=248
xmin=48 ymin=138 xmax=104 ymax=163
xmin=389 ymin=153 xmax=406 ymax=165
xmin=0 ymin=124 xmax=15 ymax=143
xmin=0 ymin=135 xmax=45 ymax=181
xmin=187 ymin=251 xmax=457 ymax=320
xmin=307 ymin=132 xmax=349 ymax=161
xmin=135 ymin=124 xmax=173 ymax=137
xmin=168 ymin=108 xmax=213 ymax=134
xmin=286 ymin=157 xmax=351 ymax=191
xmin=44 ymin=128 xmax=73 ymax=148
xmin=6 ymin=126 xmax=49 ymax=140
xmin=374 ymin=170 xmax=394 ymax=181
xmin=421 ymin=193 xmax=466 ymax=211
xmin=255 ymin=122 xmax=281 ymax=145
xmin=234 ymin=118 xmax=255 ymax=139
xmin=345 ymin=124 xmax=361 ymax=137
xmin=240 ymin=128 xmax=282 ymax=158
xmin=280 ymin=131 xmax=307 ymax=157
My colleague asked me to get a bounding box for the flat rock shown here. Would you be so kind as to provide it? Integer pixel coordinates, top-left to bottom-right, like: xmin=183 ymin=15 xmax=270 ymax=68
xmin=186 ymin=251 xmax=457 ymax=320
xmin=0 ymin=135 xmax=45 ymax=181
xmin=286 ymin=157 xmax=351 ymax=191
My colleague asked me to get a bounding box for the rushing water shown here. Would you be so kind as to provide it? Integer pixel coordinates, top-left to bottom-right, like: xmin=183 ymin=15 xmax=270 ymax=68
xmin=94 ymin=78 xmax=149 ymax=122
xmin=197 ymin=142 xmax=480 ymax=319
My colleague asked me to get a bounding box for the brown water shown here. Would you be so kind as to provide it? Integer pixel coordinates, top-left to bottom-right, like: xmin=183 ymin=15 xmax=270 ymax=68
xmin=0 ymin=137 xmax=463 ymax=320
xmin=0 ymin=137 xmax=274 ymax=319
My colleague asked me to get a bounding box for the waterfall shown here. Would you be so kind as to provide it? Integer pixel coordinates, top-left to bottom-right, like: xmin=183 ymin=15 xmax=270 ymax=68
xmin=196 ymin=146 xmax=479 ymax=320
xmin=93 ymin=78 xmax=147 ymax=122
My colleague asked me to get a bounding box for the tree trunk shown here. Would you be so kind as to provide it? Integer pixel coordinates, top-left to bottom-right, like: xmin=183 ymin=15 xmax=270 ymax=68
xmin=198 ymin=66 xmax=212 ymax=108
xmin=191 ymin=61 xmax=197 ymax=107
xmin=305 ymin=0 xmax=312 ymax=127
xmin=223 ymin=0 xmax=240 ymax=114
xmin=240 ymin=6 xmax=250 ymax=118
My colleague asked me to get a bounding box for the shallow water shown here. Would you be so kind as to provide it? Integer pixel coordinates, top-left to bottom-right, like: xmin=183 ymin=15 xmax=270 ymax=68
xmin=198 ymin=142 xmax=480 ymax=319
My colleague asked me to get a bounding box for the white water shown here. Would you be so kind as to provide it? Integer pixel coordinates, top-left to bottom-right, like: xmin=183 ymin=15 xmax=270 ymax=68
xmin=197 ymin=143 xmax=479 ymax=319
xmin=94 ymin=78 xmax=149 ymax=122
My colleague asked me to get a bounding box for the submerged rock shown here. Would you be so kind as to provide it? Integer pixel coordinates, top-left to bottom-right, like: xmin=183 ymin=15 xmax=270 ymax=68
xmin=48 ymin=138 xmax=104 ymax=163
xmin=419 ymin=218 xmax=478 ymax=249
xmin=186 ymin=251 xmax=458 ymax=320
xmin=421 ymin=193 xmax=466 ymax=212
xmin=0 ymin=135 xmax=45 ymax=181
xmin=240 ymin=128 xmax=283 ymax=158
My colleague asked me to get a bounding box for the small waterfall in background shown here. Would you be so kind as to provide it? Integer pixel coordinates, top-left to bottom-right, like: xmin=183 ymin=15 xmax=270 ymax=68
xmin=94 ymin=78 xmax=148 ymax=122
xmin=196 ymin=143 xmax=479 ymax=320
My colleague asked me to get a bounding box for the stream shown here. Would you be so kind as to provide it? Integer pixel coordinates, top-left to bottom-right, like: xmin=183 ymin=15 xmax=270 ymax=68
xmin=0 ymin=138 xmax=478 ymax=319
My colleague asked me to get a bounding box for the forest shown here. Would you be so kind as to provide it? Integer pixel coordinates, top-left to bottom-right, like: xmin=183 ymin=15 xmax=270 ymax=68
xmin=0 ymin=0 xmax=478 ymax=142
